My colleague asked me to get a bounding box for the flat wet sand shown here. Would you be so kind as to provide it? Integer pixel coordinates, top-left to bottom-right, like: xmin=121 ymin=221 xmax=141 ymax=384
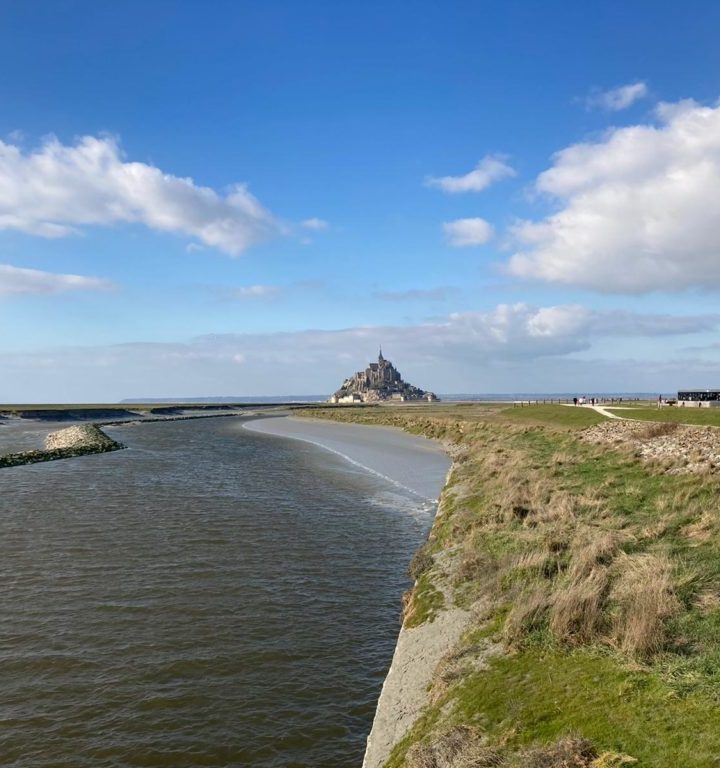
xmin=242 ymin=415 xmax=451 ymax=501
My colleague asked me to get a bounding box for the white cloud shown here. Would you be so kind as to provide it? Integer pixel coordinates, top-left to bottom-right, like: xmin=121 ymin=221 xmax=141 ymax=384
xmin=426 ymin=154 xmax=515 ymax=193
xmin=508 ymin=98 xmax=720 ymax=292
xmin=0 ymin=263 xmax=112 ymax=296
xmin=444 ymin=217 xmax=494 ymax=247
xmin=300 ymin=217 xmax=329 ymax=231
xmin=587 ymin=81 xmax=648 ymax=111
xmin=3 ymin=304 xmax=715 ymax=400
xmin=230 ymin=285 xmax=281 ymax=298
xmin=0 ymin=134 xmax=278 ymax=255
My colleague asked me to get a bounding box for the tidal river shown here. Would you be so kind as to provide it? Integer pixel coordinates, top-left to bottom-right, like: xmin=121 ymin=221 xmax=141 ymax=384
xmin=0 ymin=415 xmax=449 ymax=767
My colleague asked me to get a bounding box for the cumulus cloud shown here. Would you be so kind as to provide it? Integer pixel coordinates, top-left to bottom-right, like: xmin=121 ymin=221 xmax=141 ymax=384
xmin=586 ymin=81 xmax=648 ymax=111
xmin=508 ymin=98 xmax=720 ymax=292
xmin=3 ymin=303 xmax=715 ymax=400
xmin=0 ymin=263 xmax=112 ymax=296
xmin=0 ymin=134 xmax=279 ymax=255
xmin=444 ymin=217 xmax=494 ymax=247
xmin=426 ymin=154 xmax=515 ymax=193
xmin=300 ymin=217 xmax=329 ymax=231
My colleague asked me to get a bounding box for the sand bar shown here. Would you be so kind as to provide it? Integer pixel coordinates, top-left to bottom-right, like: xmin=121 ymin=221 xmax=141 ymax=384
xmin=242 ymin=415 xmax=451 ymax=501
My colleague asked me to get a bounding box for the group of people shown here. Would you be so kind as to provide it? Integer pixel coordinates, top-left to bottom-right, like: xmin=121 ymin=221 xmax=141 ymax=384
xmin=572 ymin=396 xmax=624 ymax=406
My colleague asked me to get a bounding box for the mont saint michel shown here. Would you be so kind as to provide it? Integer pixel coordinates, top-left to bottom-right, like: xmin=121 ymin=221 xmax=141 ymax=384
xmin=329 ymin=350 xmax=438 ymax=403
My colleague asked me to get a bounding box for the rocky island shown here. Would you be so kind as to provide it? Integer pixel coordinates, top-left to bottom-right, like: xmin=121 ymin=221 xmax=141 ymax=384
xmin=0 ymin=424 xmax=125 ymax=469
xmin=329 ymin=349 xmax=438 ymax=403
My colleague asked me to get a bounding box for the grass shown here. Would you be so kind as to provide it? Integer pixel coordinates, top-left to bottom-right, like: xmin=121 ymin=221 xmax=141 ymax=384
xmin=297 ymin=402 xmax=720 ymax=766
xmin=404 ymin=573 xmax=445 ymax=628
xmin=449 ymin=648 xmax=720 ymax=766
xmin=607 ymin=406 xmax=720 ymax=427
xmin=498 ymin=404 xmax=607 ymax=429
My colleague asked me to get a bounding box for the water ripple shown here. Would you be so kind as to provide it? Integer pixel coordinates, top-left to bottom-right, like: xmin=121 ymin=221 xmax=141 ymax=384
xmin=0 ymin=418 xmax=439 ymax=767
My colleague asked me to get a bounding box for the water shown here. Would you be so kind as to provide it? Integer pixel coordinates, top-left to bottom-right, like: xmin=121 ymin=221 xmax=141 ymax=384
xmin=0 ymin=416 xmax=449 ymax=767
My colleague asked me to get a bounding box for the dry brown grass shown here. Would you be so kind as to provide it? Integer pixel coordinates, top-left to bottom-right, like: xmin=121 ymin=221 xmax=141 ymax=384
xmin=611 ymin=553 xmax=679 ymax=658
xmin=569 ymin=530 xmax=627 ymax=580
xmin=543 ymin=530 xmax=626 ymax=645
xmin=552 ymin=451 xmax=582 ymax=466
xmin=406 ymin=733 xmax=633 ymax=768
xmin=521 ymin=736 xmax=597 ymax=767
xmin=682 ymin=512 xmax=715 ymax=545
xmin=694 ymin=590 xmax=720 ymax=614
xmin=405 ymin=726 xmax=503 ymax=768
xmin=637 ymin=421 xmax=680 ymax=440
xmin=549 ymin=566 xmax=610 ymax=644
xmin=453 ymin=544 xmax=498 ymax=586
xmin=504 ymin=586 xmax=550 ymax=644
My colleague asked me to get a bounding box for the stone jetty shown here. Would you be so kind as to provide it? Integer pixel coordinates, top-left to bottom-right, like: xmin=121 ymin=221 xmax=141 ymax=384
xmin=0 ymin=425 xmax=125 ymax=469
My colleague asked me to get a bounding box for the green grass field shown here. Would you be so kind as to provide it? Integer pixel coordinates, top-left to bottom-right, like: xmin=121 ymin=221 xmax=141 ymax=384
xmin=609 ymin=406 xmax=720 ymax=426
xmin=497 ymin=403 xmax=607 ymax=428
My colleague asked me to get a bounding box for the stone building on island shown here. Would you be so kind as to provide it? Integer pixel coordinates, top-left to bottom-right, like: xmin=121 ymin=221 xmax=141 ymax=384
xmin=329 ymin=349 xmax=438 ymax=403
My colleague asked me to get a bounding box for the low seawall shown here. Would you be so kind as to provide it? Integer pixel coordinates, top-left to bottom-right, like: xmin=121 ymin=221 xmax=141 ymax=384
xmin=0 ymin=425 xmax=125 ymax=469
xmin=362 ymin=462 xmax=468 ymax=768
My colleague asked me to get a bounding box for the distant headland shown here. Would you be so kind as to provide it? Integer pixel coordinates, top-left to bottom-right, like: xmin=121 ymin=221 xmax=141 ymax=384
xmin=329 ymin=349 xmax=438 ymax=403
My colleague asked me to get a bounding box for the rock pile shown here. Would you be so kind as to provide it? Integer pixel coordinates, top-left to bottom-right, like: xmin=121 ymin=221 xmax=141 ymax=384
xmin=582 ymin=420 xmax=720 ymax=473
xmin=0 ymin=424 xmax=124 ymax=469
xmin=45 ymin=424 xmax=117 ymax=451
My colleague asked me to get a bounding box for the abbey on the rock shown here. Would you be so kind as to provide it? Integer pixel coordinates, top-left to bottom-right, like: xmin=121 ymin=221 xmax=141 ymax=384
xmin=329 ymin=349 xmax=438 ymax=403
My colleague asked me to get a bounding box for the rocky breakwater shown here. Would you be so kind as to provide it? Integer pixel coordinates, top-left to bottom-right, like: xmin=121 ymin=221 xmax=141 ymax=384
xmin=0 ymin=425 xmax=125 ymax=469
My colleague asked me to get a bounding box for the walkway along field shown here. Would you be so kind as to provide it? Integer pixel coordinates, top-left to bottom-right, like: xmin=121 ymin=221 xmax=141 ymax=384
xmin=297 ymin=403 xmax=720 ymax=767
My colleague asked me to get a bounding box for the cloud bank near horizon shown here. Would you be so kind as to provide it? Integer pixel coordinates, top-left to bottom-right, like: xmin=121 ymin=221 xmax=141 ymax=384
xmin=3 ymin=304 xmax=717 ymax=400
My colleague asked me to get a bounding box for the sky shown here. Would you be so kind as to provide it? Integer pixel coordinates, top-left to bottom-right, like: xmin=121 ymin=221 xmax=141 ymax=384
xmin=3 ymin=0 xmax=720 ymax=401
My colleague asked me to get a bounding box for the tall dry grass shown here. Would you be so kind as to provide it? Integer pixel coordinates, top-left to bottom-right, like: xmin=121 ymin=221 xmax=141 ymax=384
xmin=611 ymin=553 xmax=679 ymax=658
xmin=504 ymin=585 xmax=550 ymax=644
xmin=550 ymin=566 xmax=611 ymax=645
xmin=405 ymin=726 xmax=503 ymax=768
xmin=637 ymin=421 xmax=680 ymax=440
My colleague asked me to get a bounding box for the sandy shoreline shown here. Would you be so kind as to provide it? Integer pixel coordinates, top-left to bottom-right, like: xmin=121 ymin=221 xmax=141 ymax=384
xmin=243 ymin=416 xmax=451 ymax=502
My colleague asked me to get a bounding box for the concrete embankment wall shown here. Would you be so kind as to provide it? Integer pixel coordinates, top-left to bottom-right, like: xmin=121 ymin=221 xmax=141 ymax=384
xmin=362 ymin=463 xmax=464 ymax=768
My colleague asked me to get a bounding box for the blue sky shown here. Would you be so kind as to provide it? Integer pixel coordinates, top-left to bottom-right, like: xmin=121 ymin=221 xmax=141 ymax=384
xmin=3 ymin=1 xmax=720 ymax=400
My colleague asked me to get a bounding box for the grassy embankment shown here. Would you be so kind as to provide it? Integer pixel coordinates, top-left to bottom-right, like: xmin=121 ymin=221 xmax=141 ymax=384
xmin=298 ymin=403 xmax=720 ymax=767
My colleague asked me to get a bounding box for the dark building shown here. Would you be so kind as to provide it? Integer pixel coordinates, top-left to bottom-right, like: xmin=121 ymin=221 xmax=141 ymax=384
xmin=678 ymin=390 xmax=720 ymax=402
